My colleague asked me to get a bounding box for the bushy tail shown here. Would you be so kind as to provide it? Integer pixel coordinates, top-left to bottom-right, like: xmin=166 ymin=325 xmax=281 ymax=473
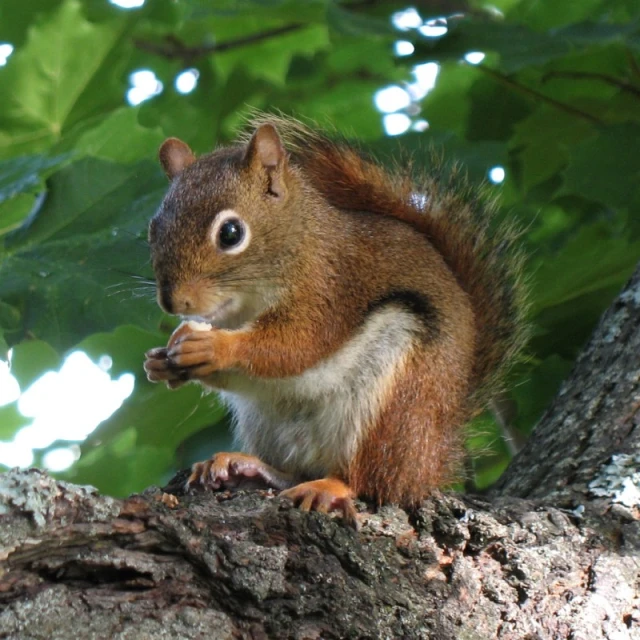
xmin=246 ymin=115 xmax=528 ymax=406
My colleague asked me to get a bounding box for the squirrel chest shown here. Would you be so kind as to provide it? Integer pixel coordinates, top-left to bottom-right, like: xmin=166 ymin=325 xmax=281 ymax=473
xmin=218 ymin=303 xmax=421 ymax=479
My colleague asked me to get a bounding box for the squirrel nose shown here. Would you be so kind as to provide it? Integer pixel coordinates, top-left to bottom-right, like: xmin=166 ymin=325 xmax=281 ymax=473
xmin=158 ymin=279 xmax=199 ymax=315
xmin=171 ymin=286 xmax=198 ymax=315
xmin=174 ymin=297 xmax=195 ymax=314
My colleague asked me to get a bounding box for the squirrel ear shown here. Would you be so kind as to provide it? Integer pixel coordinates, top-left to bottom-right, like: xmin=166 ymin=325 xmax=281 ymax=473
xmin=245 ymin=124 xmax=288 ymax=200
xmin=159 ymin=138 xmax=196 ymax=180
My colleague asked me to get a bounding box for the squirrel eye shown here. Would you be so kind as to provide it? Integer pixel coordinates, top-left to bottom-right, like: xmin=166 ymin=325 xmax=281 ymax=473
xmin=218 ymin=218 xmax=245 ymax=249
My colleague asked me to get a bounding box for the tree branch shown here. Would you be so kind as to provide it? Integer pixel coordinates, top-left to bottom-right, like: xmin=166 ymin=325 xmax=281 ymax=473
xmin=1 ymin=468 xmax=638 ymax=639
xmin=134 ymin=24 xmax=305 ymax=64
xmin=495 ymin=262 xmax=640 ymax=508
xmin=475 ymin=64 xmax=603 ymax=126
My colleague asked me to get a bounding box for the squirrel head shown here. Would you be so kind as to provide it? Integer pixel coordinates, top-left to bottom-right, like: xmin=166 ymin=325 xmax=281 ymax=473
xmin=149 ymin=124 xmax=306 ymax=327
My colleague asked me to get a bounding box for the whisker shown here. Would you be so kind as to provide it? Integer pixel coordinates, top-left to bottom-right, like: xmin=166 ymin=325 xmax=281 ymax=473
xmin=129 ymin=275 xmax=156 ymax=285
xmin=109 ymin=267 xmax=155 ymax=282
xmin=105 ymin=280 xmax=155 ymax=291
xmin=106 ymin=286 xmax=142 ymax=298
xmin=105 ymin=277 xmax=156 ymax=300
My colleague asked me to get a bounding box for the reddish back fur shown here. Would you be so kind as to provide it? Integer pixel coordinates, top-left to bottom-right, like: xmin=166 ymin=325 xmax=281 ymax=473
xmin=246 ymin=115 xmax=528 ymax=410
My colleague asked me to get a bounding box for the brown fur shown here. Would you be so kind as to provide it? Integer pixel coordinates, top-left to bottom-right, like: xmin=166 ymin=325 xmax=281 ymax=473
xmin=147 ymin=115 xmax=527 ymax=512
xmin=243 ymin=114 xmax=528 ymax=405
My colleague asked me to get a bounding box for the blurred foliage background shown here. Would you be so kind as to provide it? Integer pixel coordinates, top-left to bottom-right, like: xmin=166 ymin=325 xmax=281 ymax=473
xmin=1 ymin=0 xmax=639 ymax=496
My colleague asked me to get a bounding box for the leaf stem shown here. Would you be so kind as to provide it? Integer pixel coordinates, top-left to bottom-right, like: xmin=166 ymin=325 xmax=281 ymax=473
xmin=475 ymin=64 xmax=603 ymax=126
xmin=134 ymin=24 xmax=305 ymax=63
xmin=542 ymin=70 xmax=640 ymax=100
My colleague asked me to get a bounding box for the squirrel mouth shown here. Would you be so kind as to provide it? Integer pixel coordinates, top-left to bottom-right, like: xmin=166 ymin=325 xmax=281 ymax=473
xmin=198 ymin=298 xmax=234 ymax=324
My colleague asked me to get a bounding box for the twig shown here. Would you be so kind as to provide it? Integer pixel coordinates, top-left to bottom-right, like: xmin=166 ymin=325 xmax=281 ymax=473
xmin=542 ymin=70 xmax=640 ymax=99
xmin=475 ymin=64 xmax=603 ymax=126
xmin=134 ymin=23 xmax=305 ymax=63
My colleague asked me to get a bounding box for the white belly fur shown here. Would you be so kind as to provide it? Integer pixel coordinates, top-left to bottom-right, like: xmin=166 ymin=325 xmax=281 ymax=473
xmin=216 ymin=307 xmax=419 ymax=478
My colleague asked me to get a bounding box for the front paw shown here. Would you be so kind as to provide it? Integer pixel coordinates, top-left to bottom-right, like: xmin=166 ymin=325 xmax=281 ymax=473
xmin=167 ymin=329 xmax=231 ymax=377
xmin=143 ymin=348 xmax=187 ymax=389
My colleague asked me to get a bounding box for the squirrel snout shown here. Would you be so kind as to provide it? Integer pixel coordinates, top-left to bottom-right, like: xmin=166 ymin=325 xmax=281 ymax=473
xmin=158 ymin=280 xmax=201 ymax=316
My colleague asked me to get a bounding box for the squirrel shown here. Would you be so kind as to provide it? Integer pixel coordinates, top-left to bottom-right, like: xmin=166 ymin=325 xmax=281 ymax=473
xmin=143 ymin=115 xmax=527 ymax=526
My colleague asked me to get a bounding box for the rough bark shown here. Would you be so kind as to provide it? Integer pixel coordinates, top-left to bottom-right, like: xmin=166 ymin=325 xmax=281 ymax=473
xmin=495 ymin=264 xmax=640 ymax=509
xmin=1 ymin=469 xmax=637 ymax=640
xmin=2 ymin=266 xmax=640 ymax=639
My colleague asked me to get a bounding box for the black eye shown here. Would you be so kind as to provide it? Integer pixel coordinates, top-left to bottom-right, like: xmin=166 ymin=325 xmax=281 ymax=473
xmin=218 ymin=218 xmax=245 ymax=249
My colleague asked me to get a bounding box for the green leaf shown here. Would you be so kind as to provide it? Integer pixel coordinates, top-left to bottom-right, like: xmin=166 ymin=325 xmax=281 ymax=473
xmin=214 ymin=22 xmax=330 ymax=86
xmin=419 ymin=62 xmax=477 ymax=138
xmin=466 ymin=413 xmax=511 ymax=490
xmin=0 ymin=154 xmax=71 ymax=235
xmin=0 ymin=195 xmax=37 ymax=237
xmin=6 ymin=157 xmax=162 ymax=248
xmin=184 ymin=0 xmax=327 ymax=23
xmin=324 ymin=37 xmax=401 ymax=78
xmin=77 ymin=325 xmax=168 ymax=378
xmin=510 ymin=0 xmax=610 ymax=30
xmin=423 ymin=18 xmax=640 ymax=72
xmin=465 ymin=73 xmax=533 ymax=142
xmin=139 ymin=63 xmax=249 ymax=153
xmin=0 ymin=0 xmax=130 ymax=158
xmin=72 ymin=108 xmax=165 ymax=164
xmin=0 ymin=402 xmax=29 ymax=441
xmin=0 ymin=154 xmax=70 ymax=205
xmin=326 ymin=5 xmax=393 ymax=37
xmin=421 ymin=20 xmax=570 ymax=71
xmin=561 ymin=123 xmax=640 ymax=210
xmin=0 ymin=300 xmax=20 ymax=336
xmin=0 ymin=0 xmax=64 ymax=48
xmin=532 ymin=283 xmax=624 ymax=360
xmin=9 ymin=339 xmax=61 ymax=389
xmin=530 ymin=222 xmax=640 ymax=313
xmin=63 ymin=426 xmax=175 ymax=496
xmin=0 ymin=158 xmax=166 ymax=349
xmin=74 ymin=362 xmax=227 ymax=496
xmin=281 ymin=78 xmax=384 ymax=140
xmin=511 ymin=108 xmax=595 ymax=192
xmin=558 ymin=20 xmax=640 ymax=49
xmin=175 ymin=418 xmax=235 ymax=470
xmin=511 ymin=356 xmax=574 ymax=434
xmin=83 ymin=381 xmax=226 ymax=451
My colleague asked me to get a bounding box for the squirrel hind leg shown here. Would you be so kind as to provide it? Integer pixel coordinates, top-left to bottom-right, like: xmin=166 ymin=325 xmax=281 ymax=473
xmin=280 ymin=478 xmax=359 ymax=529
xmin=186 ymin=452 xmax=295 ymax=492
xmin=348 ymin=348 xmax=470 ymax=507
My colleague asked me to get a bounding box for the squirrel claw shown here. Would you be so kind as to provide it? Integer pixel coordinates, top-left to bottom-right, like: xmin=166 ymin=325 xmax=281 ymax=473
xmin=186 ymin=452 xmax=294 ymax=492
xmin=280 ymin=478 xmax=359 ymax=529
xmin=143 ymin=349 xmax=188 ymax=388
xmin=145 ymin=347 xmax=167 ymax=360
xmin=186 ymin=456 xmax=227 ymax=490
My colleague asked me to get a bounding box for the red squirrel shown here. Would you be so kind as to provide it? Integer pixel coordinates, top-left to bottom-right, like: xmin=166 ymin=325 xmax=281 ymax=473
xmin=143 ymin=115 xmax=526 ymax=526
